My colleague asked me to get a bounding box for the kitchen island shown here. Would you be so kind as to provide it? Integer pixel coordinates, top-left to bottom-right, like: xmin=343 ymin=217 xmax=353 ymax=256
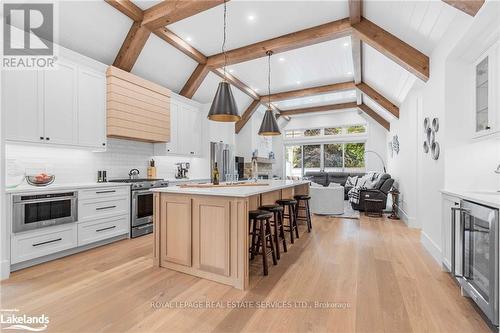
xmin=151 ymin=180 xmax=310 ymax=290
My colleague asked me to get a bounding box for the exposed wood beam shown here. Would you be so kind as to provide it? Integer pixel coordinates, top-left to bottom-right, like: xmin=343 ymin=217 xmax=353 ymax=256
xmin=154 ymin=28 xmax=207 ymax=64
xmin=352 ymin=18 xmax=429 ymax=82
xmin=212 ymin=69 xmax=260 ymax=100
xmin=180 ymin=64 xmax=210 ymax=98
xmin=355 ymin=82 xmax=399 ymax=118
xmin=105 ymin=0 xmax=143 ymax=21
xmin=442 ymin=0 xmax=485 ymax=16
xmin=142 ymin=0 xmax=226 ymax=30
xmin=349 ymin=0 xmax=362 ymax=24
xmin=235 ymin=100 xmax=260 ymax=134
xmin=207 ymin=18 xmax=352 ymax=68
xmin=268 ymin=81 xmax=355 ymax=102
xmin=358 ymin=103 xmax=390 ymax=130
xmin=113 ymin=21 xmax=151 ymax=72
xmin=279 ymin=102 xmax=358 ymax=117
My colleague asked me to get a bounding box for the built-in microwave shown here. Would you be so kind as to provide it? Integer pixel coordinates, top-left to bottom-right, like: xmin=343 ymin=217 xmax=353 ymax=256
xmin=452 ymin=200 xmax=499 ymax=326
xmin=12 ymin=191 xmax=78 ymax=233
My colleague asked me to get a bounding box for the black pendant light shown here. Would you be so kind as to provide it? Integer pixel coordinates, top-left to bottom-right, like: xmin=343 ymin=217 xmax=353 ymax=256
xmin=258 ymin=51 xmax=281 ymax=136
xmin=207 ymin=0 xmax=240 ymax=122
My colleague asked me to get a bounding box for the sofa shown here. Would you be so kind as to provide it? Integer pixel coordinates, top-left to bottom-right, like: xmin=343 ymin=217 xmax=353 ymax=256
xmin=304 ymin=171 xmax=394 ymax=212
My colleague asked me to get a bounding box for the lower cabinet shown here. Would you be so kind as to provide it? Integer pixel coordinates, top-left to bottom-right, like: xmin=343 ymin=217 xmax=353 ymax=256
xmin=11 ymin=224 xmax=78 ymax=264
xmin=442 ymin=194 xmax=460 ymax=270
xmin=159 ymin=195 xmax=192 ymax=267
xmin=77 ymin=214 xmax=129 ymax=246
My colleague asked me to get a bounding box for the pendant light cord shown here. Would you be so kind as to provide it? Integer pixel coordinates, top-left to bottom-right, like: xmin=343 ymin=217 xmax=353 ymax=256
xmin=222 ymin=0 xmax=228 ymax=81
xmin=266 ymin=51 xmax=273 ymax=110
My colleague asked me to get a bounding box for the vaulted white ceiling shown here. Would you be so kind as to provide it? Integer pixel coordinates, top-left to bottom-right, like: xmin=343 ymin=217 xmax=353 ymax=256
xmin=52 ymin=0 xmax=466 ymax=125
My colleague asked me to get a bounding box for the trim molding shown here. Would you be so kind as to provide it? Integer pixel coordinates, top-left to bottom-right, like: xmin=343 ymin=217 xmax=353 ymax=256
xmin=0 ymin=260 xmax=10 ymax=280
xmin=397 ymin=207 xmax=418 ymax=228
xmin=420 ymin=231 xmax=442 ymax=265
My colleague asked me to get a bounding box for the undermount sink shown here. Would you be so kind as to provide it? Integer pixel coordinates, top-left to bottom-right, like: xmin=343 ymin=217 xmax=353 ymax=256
xmin=468 ymin=190 xmax=500 ymax=195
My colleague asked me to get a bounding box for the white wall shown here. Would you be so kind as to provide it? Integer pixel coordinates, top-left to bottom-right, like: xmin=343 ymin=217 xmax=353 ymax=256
xmin=388 ymin=2 xmax=500 ymax=264
xmin=282 ymin=109 xmax=389 ymax=173
xmin=235 ymin=106 xmax=273 ymax=161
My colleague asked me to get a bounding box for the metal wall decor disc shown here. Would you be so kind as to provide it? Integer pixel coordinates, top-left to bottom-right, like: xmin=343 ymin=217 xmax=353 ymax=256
xmin=423 ymin=141 xmax=429 ymax=153
xmin=432 ymin=118 xmax=439 ymax=132
xmin=431 ymin=141 xmax=440 ymax=160
xmin=424 ymin=117 xmax=430 ymax=131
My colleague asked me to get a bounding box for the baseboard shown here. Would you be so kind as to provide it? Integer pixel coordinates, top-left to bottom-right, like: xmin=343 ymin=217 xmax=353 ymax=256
xmin=0 ymin=259 xmax=10 ymax=280
xmin=420 ymin=231 xmax=442 ymax=265
xmin=397 ymin=207 xmax=419 ymax=228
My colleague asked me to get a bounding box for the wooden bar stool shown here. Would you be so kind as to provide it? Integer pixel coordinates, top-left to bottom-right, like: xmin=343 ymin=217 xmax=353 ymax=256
xmin=249 ymin=210 xmax=277 ymax=276
xmin=294 ymin=194 xmax=312 ymax=232
xmin=276 ymin=199 xmax=299 ymax=244
xmin=259 ymin=204 xmax=287 ymax=260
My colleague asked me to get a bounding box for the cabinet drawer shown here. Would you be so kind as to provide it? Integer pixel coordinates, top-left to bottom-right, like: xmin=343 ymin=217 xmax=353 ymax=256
xmin=11 ymin=224 xmax=77 ymax=264
xmin=78 ymin=196 xmax=129 ymax=221
xmin=77 ymin=214 xmax=129 ymax=246
xmin=79 ymin=186 xmax=129 ymax=200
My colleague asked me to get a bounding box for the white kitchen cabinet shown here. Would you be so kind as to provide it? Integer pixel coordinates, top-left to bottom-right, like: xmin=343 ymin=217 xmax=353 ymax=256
xmin=77 ymin=67 xmax=107 ymax=149
xmin=442 ymin=194 xmax=460 ymax=271
xmin=43 ymin=60 xmax=78 ymax=145
xmin=154 ymin=94 xmax=203 ymax=156
xmin=472 ymin=40 xmax=499 ymax=139
xmin=2 ymin=70 xmax=44 ymax=143
xmin=3 ymin=46 xmax=107 ymax=150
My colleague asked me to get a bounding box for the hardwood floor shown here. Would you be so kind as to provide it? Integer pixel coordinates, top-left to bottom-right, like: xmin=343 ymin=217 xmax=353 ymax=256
xmin=1 ymin=215 xmax=492 ymax=333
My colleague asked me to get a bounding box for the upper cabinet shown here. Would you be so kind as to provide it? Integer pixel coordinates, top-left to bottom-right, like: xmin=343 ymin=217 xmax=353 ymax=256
xmin=472 ymin=41 xmax=499 ymax=139
xmin=154 ymin=94 xmax=203 ymax=156
xmin=106 ymin=67 xmax=171 ymax=143
xmin=2 ymin=47 xmax=107 ymax=150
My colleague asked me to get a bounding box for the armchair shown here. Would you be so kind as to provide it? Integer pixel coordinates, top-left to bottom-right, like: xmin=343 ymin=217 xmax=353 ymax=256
xmin=350 ymin=176 xmax=394 ymax=211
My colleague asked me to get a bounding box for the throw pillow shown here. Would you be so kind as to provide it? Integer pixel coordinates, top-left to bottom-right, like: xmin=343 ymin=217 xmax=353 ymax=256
xmin=345 ymin=176 xmax=358 ymax=187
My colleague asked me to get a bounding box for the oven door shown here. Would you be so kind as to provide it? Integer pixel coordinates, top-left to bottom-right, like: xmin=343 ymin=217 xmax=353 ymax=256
xmin=458 ymin=200 xmax=499 ymax=326
xmin=131 ymin=190 xmax=154 ymax=227
xmin=13 ymin=192 xmax=78 ymax=233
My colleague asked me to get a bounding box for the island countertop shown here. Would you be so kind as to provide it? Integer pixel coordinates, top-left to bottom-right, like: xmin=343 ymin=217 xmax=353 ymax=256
xmin=151 ymin=179 xmax=310 ymax=197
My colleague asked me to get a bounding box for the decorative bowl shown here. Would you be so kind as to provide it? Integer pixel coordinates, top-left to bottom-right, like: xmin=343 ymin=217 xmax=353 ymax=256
xmin=26 ymin=174 xmax=55 ymax=186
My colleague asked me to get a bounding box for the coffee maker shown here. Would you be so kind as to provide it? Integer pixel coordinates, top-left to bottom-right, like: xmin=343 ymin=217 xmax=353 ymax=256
xmin=175 ymin=162 xmax=190 ymax=179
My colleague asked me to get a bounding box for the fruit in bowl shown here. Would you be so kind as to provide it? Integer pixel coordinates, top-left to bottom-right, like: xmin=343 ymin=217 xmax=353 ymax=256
xmin=26 ymin=173 xmax=55 ymax=186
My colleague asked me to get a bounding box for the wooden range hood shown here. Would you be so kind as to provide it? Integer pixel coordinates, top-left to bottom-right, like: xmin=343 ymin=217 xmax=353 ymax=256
xmin=106 ymin=66 xmax=171 ymax=143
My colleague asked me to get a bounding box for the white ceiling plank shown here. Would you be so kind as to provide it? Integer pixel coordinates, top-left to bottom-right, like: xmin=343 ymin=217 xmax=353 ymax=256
xmin=274 ymin=90 xmax=357 ymax=110
xmin=167 ymin=0 xmax=349 ymax=56
xmin=132 ymin=34 xmax=199 ymax=93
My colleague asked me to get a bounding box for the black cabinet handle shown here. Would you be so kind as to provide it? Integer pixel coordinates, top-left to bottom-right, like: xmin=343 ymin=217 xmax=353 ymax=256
xmin=96 ymin=225 xmax=116 ymax=232
xmin=40 ymin=136 xmax=44 ymax=140
xmin=486 ymin=126 xmax=491 ymax=130
xmin=32 ymin=238 xmax=62 ymax=247
xmin=96 ymin=205 xmax=116 ymax=211
xmin=95 ymin=190 xmax=116 ymax=194
xmin=102 ymin=143 xmax=106 ymax=146
xmin=45 ymin=137 xmax=50 ymax=141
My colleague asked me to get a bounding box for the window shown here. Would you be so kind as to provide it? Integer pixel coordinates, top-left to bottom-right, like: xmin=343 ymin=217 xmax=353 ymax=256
xmin=285 ymin=145 xmax=302 ymax=178
xmin=285 ymin=130 xmax=303 ymax=138
xmin=324 ymin=127 xmax=341 ymax=135
xmin=304 ymin=129 xmax=321 ymax=137
xmin=346 ymin=125 xmax=366 ymax=134
xmin=285 ymin=142 xmax=366 ymax=177
xmin=323 ymin=143 xmax=343 ymax=171
xmin=303 ymin=144 xmax=321 ymax=173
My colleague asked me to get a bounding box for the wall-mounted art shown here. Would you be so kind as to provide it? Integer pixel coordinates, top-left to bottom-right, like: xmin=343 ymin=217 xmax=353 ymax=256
xmin=423 ymin=117 xmax=440 ymax=160
xmin=392 ymin=135 xmax=400 ymax=155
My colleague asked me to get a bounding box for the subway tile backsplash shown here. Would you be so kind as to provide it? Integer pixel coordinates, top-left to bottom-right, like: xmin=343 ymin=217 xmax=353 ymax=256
xmin=6 ymin=138 xmax=209 ymax=185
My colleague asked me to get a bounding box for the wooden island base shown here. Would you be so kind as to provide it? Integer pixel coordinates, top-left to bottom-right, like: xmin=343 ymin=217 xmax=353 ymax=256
xmin=153 ymin=182 xmax=309 ymax=290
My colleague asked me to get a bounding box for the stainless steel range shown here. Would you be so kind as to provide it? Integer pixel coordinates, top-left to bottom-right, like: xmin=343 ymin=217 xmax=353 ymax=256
xmin=108 ymin=178 xmax=168 ymax=238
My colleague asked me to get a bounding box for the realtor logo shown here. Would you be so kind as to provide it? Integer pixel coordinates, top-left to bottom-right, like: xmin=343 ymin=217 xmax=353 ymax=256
xmin=3 ymin=3 xmax=53 ymax=55
xmin=2 ymin=3 xmax=57 ymax=69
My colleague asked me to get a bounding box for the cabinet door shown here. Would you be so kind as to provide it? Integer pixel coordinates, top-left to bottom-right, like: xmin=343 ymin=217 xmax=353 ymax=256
xmin=2 ymin=70 xmax=44 ymax=143
xmin=43 ymin=61 xmax=78 ymax=145
xmin=77 ymin=67 xmax=106 ymax=149
xmin=442 ymin=195 xmax=459 ymax=271
xmin=192 ymin=197 xmax=230 ymax=276
xmin=159 ymin=195 xmax=192 ymax=267
xmin=166 ymin=100 xmax=179 ymax=154
xmin=177 ymin=104 xmax=190 ymax=155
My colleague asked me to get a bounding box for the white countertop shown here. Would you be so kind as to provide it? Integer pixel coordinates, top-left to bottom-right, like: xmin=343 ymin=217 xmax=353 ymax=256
xmin=166 ymin=178 xmax=211 ymax=183
xmin=441 ymin=189 xmax=500 ymax=209
xmin=151 ymin=180 xmax=310 ymax=198
xmin=5 ymin=182 xmax=131 ymax=194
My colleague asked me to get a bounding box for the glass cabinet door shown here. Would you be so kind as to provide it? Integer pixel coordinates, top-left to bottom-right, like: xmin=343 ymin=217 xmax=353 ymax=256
xmin=475 ymin=56 xmax=489 ymax=133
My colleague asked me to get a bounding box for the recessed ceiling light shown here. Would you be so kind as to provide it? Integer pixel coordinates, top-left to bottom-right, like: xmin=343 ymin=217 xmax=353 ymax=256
xmin=253 ymin=87 xmax=259 ymax=92
xmin=279 ymin=57 xmax=285 ymax=62
xmin=347 ymin=71 xmax=352 ymax=75
xmin=296 ymin=81 xmax=301 ymax=85
xmin=228 ymin=69 xmax=234 ymax=73
xmin=343 ymin=42 xmax=349 ymax=47
xmin=248 ymin=15 xmax=256 ymax=21
xmin=186 ymin=37 xmax=192 ymax=42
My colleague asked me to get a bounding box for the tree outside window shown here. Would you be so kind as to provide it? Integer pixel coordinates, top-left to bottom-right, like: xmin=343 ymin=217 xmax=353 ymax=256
xmin=344 ymin=143 xmax=365 ymax=169
xmin=324 ymin=127 xmax=342 ymax=135
xmin=304 ymin=129 xmax=321 ymax=137
xmin=346 ymin=125 xmax=366 ymax=134
xmin=324 ymin=144 xmax=343 ymax=171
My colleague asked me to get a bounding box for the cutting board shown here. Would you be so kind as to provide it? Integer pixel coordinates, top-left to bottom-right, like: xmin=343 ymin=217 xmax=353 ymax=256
xmin=178 ymin=182 xmax=269 ymax=188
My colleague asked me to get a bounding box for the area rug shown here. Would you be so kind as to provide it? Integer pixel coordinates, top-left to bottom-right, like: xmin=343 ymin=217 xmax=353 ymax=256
xmin=314 ymin=200 xmax=360 ymax=220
